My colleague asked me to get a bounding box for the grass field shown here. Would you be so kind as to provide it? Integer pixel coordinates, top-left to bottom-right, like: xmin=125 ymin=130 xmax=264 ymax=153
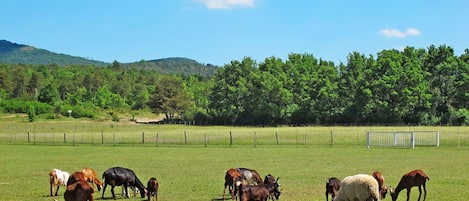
xmin=0 ymin=118 xmax=468 ymax=200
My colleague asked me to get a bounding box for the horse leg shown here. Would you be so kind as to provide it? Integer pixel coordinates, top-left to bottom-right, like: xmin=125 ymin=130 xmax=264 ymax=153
xmin=406 ymin=188 xmax=411 ymax=201
xmin=423 ymin=184 xmax=427 ymax=201
xmin=123 ymin=184 xmax=130 ymax=198
xmin=101 ymin=183 xmax=108 ymax=199
xmin=50 ymin=184 xmax=54 ymax=196
xmin=55 ymin=185 xmax=60 ymax=196
xmin=223 ymin=185 xmax=227 ymax=200
xmin=110 ymin=185 xmax=116 ymax=199
xmin=417 ymin=186 xmax=422 ymax=201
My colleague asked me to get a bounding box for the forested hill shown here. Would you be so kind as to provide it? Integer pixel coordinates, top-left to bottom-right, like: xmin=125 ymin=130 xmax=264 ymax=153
xmin=0 ymin=40 xmax=218 ymax=77
xmin=0 ymin=40 xmax=107 ymax=66
xmin=121 ymin=58 xmax=218 ymax=77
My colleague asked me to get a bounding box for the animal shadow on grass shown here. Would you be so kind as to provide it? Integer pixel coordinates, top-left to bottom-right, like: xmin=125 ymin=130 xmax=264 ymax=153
xmin=100 ymin=197 xmax=147 ymax=200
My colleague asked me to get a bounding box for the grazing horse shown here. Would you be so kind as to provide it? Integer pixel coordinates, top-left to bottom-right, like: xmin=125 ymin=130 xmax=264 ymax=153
xmin=264 ymin=174 xmax=281 ymax=200
xmin=64 ymin=180 xmax=95 ymax=201
xmin=147 ymin=177 xmax=159 ymax=201
xmin=224 ymin=168 xmax=242 ymax=200
xmin=238 ymin=180 xmax=280 ymax=201
xmin=81 ymin=167 xmax=103 ymax=191
xmin=50 ymin=168 xmax=70 ymax=197
xmin=102 ymin=167 xmax=147 ymax=199
xmin=237 ymin=168 xmax=263 ymax=186
xmin=390 ymin=169 xmax=430 ymax=201
xmin=372 ymin=171 xmax=387 ymax=199
xmin=67 ymin=172 xmax=87 ymax=186
xmin=325 ymin=177 xmax=341 ymax=201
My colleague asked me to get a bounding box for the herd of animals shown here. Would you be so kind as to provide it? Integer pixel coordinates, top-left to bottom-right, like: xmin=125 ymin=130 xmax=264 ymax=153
xmin=325 ymin=169 xmax=430 ymax=201
xmin=49 ymin=167 xmax=158 ymax=201
xmin=49 ymin=166 xmax=429 ymax=201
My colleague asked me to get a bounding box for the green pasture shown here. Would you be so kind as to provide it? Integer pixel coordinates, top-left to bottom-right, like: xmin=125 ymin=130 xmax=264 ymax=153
xmin=0 ymin=144 xmax=468 ymax=201
xmin=0 ymin=118 xmax=468 ymax=200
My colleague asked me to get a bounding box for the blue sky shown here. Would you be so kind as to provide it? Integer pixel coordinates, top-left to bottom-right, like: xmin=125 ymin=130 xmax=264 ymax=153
xmin=1 ymin=0 xmax=468 ymax=66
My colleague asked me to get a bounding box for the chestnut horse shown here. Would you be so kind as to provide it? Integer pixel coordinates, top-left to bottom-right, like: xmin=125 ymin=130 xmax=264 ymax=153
xmin=372 ymin=171 xmax=388 ymax=199
xmin=390 ymin=169 xmax=430 ymax=201
xmin=81 ymin=167 xmax=103 ymax=191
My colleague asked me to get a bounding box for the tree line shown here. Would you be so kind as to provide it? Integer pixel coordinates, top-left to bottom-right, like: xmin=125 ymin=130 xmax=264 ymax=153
xmin=1 ymin=45 xmax=468 ymax=125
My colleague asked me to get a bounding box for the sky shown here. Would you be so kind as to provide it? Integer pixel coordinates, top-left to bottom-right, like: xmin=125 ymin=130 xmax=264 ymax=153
xmin=1 ymin=0 xmax=468 ymax=66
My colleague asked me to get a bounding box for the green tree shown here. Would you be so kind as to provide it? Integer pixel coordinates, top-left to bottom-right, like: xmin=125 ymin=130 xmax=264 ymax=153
xmin=208 ymin=57 xmax=256 ymax=124
xmin=149 ymin=76 xmax=193 ymax=121
xmin=38 ymin=83 xmax=60 ymax=104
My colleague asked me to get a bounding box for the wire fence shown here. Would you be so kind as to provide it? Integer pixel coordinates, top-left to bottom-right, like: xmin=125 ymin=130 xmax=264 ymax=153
xmin=1 ymin=122 xmax=468 ymax=148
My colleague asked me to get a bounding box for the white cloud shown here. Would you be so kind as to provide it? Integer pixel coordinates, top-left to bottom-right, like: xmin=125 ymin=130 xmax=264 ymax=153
xmin=194 ymin=0 xmax=255 ymax=9
xmin=380 ymin=28 xmax=421 ymax=38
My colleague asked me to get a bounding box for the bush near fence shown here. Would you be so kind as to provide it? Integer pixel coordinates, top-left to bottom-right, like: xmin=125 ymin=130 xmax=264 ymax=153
xmin=0 ymin=122 xmax=469 ymax=148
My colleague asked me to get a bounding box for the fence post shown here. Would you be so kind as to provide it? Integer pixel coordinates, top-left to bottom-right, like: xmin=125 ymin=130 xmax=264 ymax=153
xmin=436 ymin=130 xmax=440 ymax=147
xmin=64 ymin=133 xmax=67 ymax=143
xmin=330 ymin=131 xmax=333 ymax=145
xmin=72 ymin=134 xmax=75 ymax=146
xmin=34 ymin=132 xmax=36 ymax=145
xmin=155 ymin=133 xmax=159 ymax=147
xmin=101 ymin=131 xmax=104 ymax=144
xmin=304 ymin=133 xmax=307 ymax=148
xmin=253 ymin=132 xmax=256 ymax=148
xmin=184 ymin=131 xmax=187 ymax=144
xmin=27 ymin=131 xmax=30 ymax=143
xmin=142 ymin=132 xmax=145 ymax=144
xmin=275 ymin=131 xmax=279 ymax=145
xmin=229 ymin=131 xmax=233 ymax=146
xmin=411 ymin=131 xmax=415 ymax=149
xmin=366 ymin=131 xmax=370 ymax=148
xmin=204 ymin=134 xmax=207 ymax=147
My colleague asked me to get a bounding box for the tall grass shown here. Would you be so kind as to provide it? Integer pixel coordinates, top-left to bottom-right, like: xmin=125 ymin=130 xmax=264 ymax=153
xmin=1 ymin=119 xmax=469 ymax=148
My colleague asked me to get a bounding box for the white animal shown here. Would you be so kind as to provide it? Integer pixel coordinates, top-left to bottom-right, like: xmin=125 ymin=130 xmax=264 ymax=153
xmin=49 ymin=168 xmax=70 ymax=197
xmin=334 ymin=174 xmax=380 ymax=201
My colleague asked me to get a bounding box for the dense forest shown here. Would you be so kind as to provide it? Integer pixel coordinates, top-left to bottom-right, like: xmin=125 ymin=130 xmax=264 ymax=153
xmin=1 ymin=44 xmax=469 ymax=126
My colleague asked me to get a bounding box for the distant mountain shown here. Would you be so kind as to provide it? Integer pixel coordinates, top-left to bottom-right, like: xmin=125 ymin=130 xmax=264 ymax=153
xmin=0 ymin=39 xmax=218 ymax=77
xmin=0 ymin=40 xmax=107 ymax=66
xmin=122 ymin=57 xmax=218 ymax=77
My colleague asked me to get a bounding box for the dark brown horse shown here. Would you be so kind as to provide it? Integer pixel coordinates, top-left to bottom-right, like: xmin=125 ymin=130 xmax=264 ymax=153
xmin=325 ymin=177 xmax=341 ymax=201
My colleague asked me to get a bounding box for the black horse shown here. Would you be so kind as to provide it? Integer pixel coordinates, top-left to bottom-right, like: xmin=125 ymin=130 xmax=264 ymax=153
xmin=102 ymin=167 xmax=146 ymax=199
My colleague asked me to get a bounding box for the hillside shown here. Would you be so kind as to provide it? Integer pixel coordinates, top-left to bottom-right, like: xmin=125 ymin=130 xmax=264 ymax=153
xmin=122 ymin=57 xmax=218 ymax=77
xmin=0 ymin=40 xmax=107 ymax=66
xmin=0 ymin=39 xmax=218 ymax=77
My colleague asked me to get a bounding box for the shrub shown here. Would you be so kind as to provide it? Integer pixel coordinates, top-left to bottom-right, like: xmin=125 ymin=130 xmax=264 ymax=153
xmin=0 ymin=99 xmax=53 ymax=115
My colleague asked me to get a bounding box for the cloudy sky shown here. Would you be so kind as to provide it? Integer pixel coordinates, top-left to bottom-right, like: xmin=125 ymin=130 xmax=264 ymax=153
xmin=1 ymin=0 xmax=468 ymax=65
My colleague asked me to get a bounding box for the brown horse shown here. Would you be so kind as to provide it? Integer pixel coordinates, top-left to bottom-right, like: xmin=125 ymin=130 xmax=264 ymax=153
xmin=390 ymin=169 xmax=430 ymax=201
xmin=64 ymin=180 xmax=95 ymax=201
xmin=372 ymin=171 xmax=388 ymax=199
xmin=224 ymin=168 xmax=242 ymax=200
xmin=147 ymin=177 xmax=159 ymax=201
